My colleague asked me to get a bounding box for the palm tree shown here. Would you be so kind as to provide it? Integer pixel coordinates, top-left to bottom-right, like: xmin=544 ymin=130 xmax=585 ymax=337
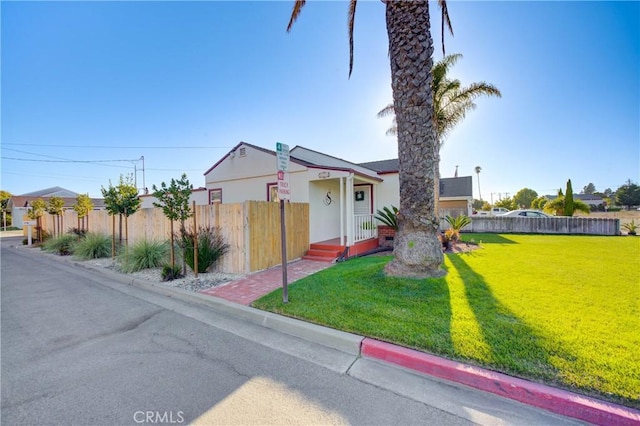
xmin=377 ymin=53 xmax=502 ymax=149
xmin=475 ymin=166 xmax=482 ymax=201
xmin=288 ymin=0 xmax=453 ymax=278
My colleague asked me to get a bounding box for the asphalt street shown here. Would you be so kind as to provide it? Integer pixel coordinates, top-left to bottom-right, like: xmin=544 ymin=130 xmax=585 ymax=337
xmin=1 ymin=236 xmax=583 ymax=425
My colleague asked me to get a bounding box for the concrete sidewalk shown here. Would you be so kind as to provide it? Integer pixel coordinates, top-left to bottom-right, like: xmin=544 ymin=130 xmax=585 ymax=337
xmin=6 ymin=239 xmax=638 ymax=426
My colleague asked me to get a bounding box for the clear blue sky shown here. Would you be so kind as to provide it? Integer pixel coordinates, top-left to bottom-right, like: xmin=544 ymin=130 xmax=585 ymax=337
xmin=2 ymin=1 xmax=638 ymax=202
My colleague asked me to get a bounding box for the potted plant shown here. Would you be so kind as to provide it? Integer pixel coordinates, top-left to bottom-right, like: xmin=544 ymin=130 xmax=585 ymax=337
xmin=622 ymin=220 xmax=638 ymax=236
xmin=441 ymin=214 xmax=472 ymax=251
xmin=441 ymin=228 xmax=459 ymax=251
xmin=375 ymin=206 xmax=399 ymax=248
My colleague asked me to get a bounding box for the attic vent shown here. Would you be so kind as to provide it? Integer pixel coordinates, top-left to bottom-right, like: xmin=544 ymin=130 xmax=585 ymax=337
xmin=238 ymin=147 xmax=247 ymax=157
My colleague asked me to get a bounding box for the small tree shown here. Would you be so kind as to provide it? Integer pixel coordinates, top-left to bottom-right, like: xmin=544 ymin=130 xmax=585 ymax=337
xmin=513 ymin=188 xmax=538 ymax=209
xmin=73 ymin=193 xmax=94 ymax=232
xmin=152 ymin=173 xmax=193 ymax=274
xmin=1 ymin=190 xmax=12 ymax=229
xmin=544 ymin=186 xmax=590 ymax=217
xmin=531 ymin=196 xmax=549 ymax=211
xmin=471 ymin=199 xmax=484 ymax=211
xmin=615 ymin=179 xmax=640 ymax=210
xmin=101 ymin=175 xmax=141 ymax=245
xmin=564 ymin=179 xmax=575 ymax=217
xmin=494 ymin=197 xmax=515 ymax=210
xmin=582 ymin=183 xmax=596 ymax=194
xmin=27 ymin=198 xmax=47 ymax=241
xmin=47 ymin=196 xmax=65 ymax=237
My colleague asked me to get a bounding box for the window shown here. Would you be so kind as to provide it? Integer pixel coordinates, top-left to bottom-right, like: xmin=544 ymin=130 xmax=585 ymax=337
xmin=267 ymin=183 xmax=279 ymax=202
xmin=209 ymin=188 xmax=222 ymax=204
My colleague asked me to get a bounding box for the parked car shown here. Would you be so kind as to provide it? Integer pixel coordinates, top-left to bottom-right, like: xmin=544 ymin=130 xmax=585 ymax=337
xmin=473 ymin=207 xmax=510 ymax=216
xmin=491 ymin=207 xmax=510 ymax=215
xmin=501 ymin=209 xmax=552 ymax=218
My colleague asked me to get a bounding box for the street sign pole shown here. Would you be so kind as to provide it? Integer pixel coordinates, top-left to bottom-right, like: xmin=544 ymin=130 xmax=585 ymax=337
xmin=280 ymin=198 xmax=288 ymax=303
xmin=276 ymin=142 xmax=290 ymax=303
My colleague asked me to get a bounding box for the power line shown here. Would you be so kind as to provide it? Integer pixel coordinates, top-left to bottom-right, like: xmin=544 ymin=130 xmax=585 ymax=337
xmin=2 ymin=156 xmax=140 ymax=164
xmin=2 ymin=142 xmax=232 ymax=149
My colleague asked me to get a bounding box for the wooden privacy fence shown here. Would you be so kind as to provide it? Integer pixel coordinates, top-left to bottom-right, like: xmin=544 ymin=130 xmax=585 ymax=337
xmin=38 ymin=201 xmax=309 ymax=274
xmin=466 ymin=216 xmax=620 ymax=236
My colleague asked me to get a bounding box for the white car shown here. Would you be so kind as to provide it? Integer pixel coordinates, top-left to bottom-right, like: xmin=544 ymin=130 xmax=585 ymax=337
xmin=501 ymin=209 xmax=552 ymax=218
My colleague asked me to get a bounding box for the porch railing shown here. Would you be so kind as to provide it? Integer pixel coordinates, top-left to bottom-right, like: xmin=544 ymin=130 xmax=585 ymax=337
xmin=354 ymin=214 xmax=377 ymax=243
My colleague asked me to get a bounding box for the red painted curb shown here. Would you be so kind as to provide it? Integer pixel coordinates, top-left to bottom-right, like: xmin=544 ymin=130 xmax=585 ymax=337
xmin=361 ymin=338 xmax=640 ymax=426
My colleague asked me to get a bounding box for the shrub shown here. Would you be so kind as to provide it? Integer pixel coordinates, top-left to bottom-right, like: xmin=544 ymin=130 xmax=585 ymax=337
xmin=445 ymin=214 xmax=472 ymax=232
xmin=179 ymin=226 xmax=229 ymax=273
xmin=41 ymin=234 xmax=78 ymax=255
xmin=68 ymin=227 xmax=88 ymax=238
xmin=74 ymin=233 xmax=113 ymax=259
xmin=161 ymin=263 xmax=182 ymax=281
xmin=375 ymin=206 xmax=399 ymax=230
xmin=622 ymin=220 xmax=638 ymax=236
xmin=119 ymin=239 xmax=169 ymax=273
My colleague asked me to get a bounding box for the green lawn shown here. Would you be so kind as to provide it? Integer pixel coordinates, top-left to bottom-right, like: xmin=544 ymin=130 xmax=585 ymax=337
xmin=253 ymin=234 xmax=640 ymax=408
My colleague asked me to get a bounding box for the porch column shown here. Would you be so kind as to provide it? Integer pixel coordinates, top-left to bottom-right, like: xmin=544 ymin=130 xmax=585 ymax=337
xmin=339 ymin=176 xmax=345 ymax=246
xmin=346 ymin=173 xmax=354 ymax=246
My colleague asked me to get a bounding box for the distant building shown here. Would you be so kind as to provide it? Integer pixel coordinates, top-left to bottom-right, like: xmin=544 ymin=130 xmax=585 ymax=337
xmin=545 ymin=193 xmax=604 ymax=208
xmin=6 ymin=187 xmax=105 ymax=227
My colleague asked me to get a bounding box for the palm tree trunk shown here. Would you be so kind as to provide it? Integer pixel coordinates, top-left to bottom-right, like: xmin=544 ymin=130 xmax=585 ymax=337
xmin=384 ymin=0 xmax=445 ymax=278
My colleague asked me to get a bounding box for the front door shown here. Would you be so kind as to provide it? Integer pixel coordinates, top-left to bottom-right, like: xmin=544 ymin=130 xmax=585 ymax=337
xmin=354 ymin=185 xmax=372 ymax=215
xmin=353 ymin=184 xmax=375 ymax=242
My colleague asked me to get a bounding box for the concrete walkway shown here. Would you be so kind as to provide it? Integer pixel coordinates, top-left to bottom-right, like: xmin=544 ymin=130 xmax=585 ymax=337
xmin=200 ymin=259 xmax=332 ymax=305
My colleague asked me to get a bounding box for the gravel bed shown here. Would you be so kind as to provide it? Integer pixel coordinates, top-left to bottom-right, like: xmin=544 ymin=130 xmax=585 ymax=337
xmin=82 ymin=257 xmax=244 ymax=292
xmin=15 ymin=243 xmax=245 ymax=293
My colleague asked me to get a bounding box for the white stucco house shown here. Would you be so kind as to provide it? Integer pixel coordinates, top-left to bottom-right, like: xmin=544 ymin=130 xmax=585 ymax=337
xmin=201 ymin=142 xmax=473 ymax=257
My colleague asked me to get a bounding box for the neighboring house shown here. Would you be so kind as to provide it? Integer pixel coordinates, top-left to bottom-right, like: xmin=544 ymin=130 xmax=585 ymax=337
xmin=546 ymin=193 xmax=604 ymax=208
xmin=575 ymin=194 xmax=604 ymax=208
xmin=202 ymin=142 xmax=473 ymax=254
xmin=359 ymin=158 xmax=473 ymax=219
xmin=7 ymin=187 xmax=105 ymax=228
xmin=139 ymin=187 xmax=209 ymax=209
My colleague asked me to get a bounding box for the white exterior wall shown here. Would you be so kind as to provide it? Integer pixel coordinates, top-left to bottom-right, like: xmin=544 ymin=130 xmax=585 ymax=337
xmin=207 ymin=170 xmax=309 ymax=204
xmin=308 ymin=179 xmax=342 ymax=243
xmin=375 ymin=173 xmax=400 ymax=213
xmin=204 ymin=144 xmax=310 ymax=203
xmin=11 ymin=207 xmax=28 ymax=227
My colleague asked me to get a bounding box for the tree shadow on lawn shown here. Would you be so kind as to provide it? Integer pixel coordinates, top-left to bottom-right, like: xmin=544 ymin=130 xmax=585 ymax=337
xmin=447 ymin=254 xmax=573 ymax=385
xmin=461 ymin=233 xmax=518 ymax=244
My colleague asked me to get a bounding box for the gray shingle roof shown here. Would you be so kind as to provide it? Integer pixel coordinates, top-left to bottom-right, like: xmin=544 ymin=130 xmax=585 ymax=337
xmin=359 ymin=159 xmax=399 ymax=173
xmin=440 ymin=176 xmax=472 ymax=198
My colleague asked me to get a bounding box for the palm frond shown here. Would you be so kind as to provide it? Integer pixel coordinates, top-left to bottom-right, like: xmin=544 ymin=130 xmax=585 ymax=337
xmin=438 ymin=0 xmax=454 ymax=55
xmin=287 ymin=0 xmax=306 ymax=32
xmin=348 ymin=0 xmax=358 ymax=78
xmin=377 ymin=103 xmax=395 ymax=118
xmin=386 ymin=123 xmax=398 ymax=137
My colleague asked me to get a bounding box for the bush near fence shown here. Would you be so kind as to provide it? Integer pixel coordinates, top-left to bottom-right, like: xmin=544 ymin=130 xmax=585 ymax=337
xmin=37 ymin=201 xmax=309 ymax=274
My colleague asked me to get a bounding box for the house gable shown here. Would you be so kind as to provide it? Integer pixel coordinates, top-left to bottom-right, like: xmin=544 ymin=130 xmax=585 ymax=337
xmin=204 ymin=142 xmax=309 ymax=183
xmin=291 ymin=146 xmax=380 ymax=180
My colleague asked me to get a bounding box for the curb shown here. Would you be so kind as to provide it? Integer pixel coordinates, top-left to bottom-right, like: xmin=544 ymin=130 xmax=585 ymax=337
xmin=67 ymin=259 xmax=364 ymax=356
xmin=128 ymin=277 xmax=364 ymax=356
xmin=361 ymin=338 xmax=640 ymax=426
